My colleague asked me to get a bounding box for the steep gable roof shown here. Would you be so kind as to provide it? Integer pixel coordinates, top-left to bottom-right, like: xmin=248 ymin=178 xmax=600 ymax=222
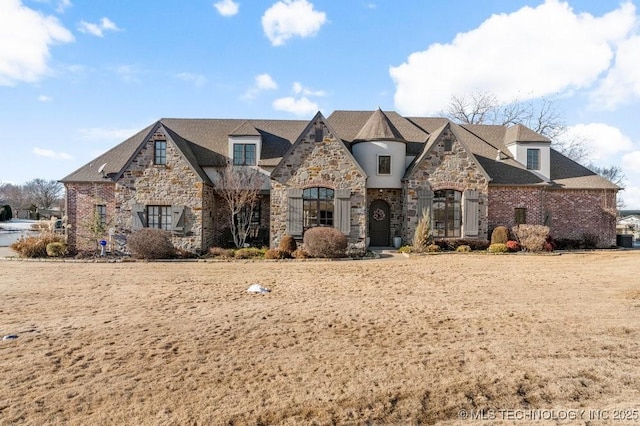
xmin=229 ymin=120 xmax=261 ymax=136
xmin=353 ymin=109 xmax=405 ymax=141
xmin=60 ymin=123 xmax=155 ymax=183
xmin=328 ymin=110 xmax=428 ymax=143
xmin=271 ymin=111 xmax=367 ymax=179
xmin=504 ymin=123 xmax=550 ymax=144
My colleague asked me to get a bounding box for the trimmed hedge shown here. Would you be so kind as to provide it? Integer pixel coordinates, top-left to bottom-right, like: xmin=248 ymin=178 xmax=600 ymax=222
xmin=303 ymin=227 xmax=348 ymax=258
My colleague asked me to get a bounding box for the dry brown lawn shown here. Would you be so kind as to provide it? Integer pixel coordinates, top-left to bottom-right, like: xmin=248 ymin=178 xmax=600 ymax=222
xmin=1 ymin=251 xmax=639 ymax=425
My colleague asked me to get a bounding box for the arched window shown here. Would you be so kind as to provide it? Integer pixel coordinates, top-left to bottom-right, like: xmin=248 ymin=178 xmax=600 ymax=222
xmin=433 ymin=190 xmax=461 ymax=237
xmin=303 ymin=187 xmax=334 ymax=230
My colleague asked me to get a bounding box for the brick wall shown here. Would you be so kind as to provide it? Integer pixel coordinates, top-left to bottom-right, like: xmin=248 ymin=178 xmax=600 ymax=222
xmin=488 ymin=186 xmax=617 ymax=246
xmin=64 ymin=182 xmax=116 ymax=252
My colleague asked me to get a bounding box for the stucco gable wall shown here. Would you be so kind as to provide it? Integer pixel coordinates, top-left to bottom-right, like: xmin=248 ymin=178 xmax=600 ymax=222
xmin=404 ymin=128 xmax=489 ymax=241
xmin=270 ymin=120 xmax=367 ymax=247
xmin=114 ymin=129 xmax=206 ymax=252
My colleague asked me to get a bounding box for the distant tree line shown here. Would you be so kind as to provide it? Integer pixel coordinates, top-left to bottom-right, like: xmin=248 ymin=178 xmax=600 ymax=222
xmin=0 ymin=179 xmax=64 ymax=218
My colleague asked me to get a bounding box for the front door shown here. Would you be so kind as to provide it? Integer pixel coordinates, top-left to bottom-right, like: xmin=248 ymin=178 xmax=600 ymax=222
xmin=369 ymin=199 xmax=390 ymax=246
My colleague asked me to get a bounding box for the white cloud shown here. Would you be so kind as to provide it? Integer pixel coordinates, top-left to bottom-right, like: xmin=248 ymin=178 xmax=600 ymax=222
xmin=0 ymin=0 xmax=74 ymax=86
xmin=56 ymin=0 xmax=71 ymax=13
xmin=623 ymin=151 xmax=640 ymax=174
xmin=32 ymin=147 xmax=72 ymax=160
xmin=273 ymin=96 xmax=318 ymax=115
xmin=213 ymin=0 xmax=239 ymax=17
xmin=262 ymin=0 xmax=326 ymax=46
xmin=78 ymin=17 xmax=121 ymax=37
xmin=390 ymin=0 xmax=639 ymax=115
xmin=564 ymin=123 xmax=633 ymax=161
xmin=243 ymin=73 xmax=278 ymax=99
xmin=175 ymin=72 xmax=207 ymax=88
xmin=38 ymin=95 xmax=52 ymax=102
xmin=620 ymin=185 xmax=640 ymax=208
xmin=114 ymin=64 xmax=139 ymax=83
xmin=590 ymin=35 xmax=640 ymax=110
xmin=293 ymin=81 xmax=325 ymax=96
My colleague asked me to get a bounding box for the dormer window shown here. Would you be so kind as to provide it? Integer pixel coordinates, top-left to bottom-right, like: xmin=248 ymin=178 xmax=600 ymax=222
xmin=527 ymin=148 xmax=540 ymax=170
xmin=233 ymin=144 xmax=256 ymax=166
xmin=378 ymin=155 xmax=391 ymax=175
xmin=154 ymin=140 xmax=166 ymax=165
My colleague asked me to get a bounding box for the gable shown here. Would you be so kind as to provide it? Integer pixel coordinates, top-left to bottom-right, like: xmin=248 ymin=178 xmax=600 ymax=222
xmin=271 ymin=112 xmax=367 ymax=185
xmin=405 ymin=123 xmax=490 ymax=186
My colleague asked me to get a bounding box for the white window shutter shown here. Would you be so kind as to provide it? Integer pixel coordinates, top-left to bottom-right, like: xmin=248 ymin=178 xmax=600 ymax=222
xmin=132 ymin=204 xmax=147 ymax=230
xmin=463 ymin=189 xmax=479 ymax=238
xmin=335 ymin=189 xmax=351 ymax=235
xmin=286 ymin=189 xmax=303 ymax=236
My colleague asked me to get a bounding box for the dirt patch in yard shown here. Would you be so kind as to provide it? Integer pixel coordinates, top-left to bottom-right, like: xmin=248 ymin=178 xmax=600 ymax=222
xmin=1 ymin=252 xmax=639 ymax=424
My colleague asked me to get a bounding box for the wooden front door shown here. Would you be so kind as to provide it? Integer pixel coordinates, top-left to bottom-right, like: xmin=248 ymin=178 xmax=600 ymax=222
xmin=369 ymin=199 xmax=390 ymax=246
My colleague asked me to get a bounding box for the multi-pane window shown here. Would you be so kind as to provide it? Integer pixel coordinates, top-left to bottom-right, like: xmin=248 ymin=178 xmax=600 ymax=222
xmin=378 ymin=155 xmax=391 ymax=175
xmin=303 ymin=187 xmax=334 ymax=230
xmin=147 ymin=206 xmax=172 ymax=230
xmin=96 ymin=204 xmax=107 ymax=227
xmin=233 ymin=144 xmax=256 ymax=166
xmin=527 ymin=148 xmax=540 ymax=170
xmin=444 ymin=138 xmax=453 ymax=152
xmin=154 ymin=140 xmax=167 ymax=165
xmin=515 ymin=208 xmax=527 ymax=225
xmin=432 ymin=190 xmax=461 ymax=238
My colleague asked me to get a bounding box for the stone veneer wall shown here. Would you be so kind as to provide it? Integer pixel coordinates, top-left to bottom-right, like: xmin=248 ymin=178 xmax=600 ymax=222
xmin=366 ymin=188 xmax=403 ymax=239
xmin=114 ymin=129 xmax=206 ymax=252
xmin=64 ymin=182 xmax=116 ymax=252
xmin=270 ymin=119 xmax=367 ymax=248
xmin=403 ymin=127 xmax=489 ymax=243
xmin=489 ymin=186 xmax=617 ymax=246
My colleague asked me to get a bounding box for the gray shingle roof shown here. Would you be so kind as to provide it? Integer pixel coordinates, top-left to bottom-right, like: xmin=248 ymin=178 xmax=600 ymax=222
xmin=353 ymin=109 xmax=405 ymax=141
xmin=61 ymin=112 xmax=619 ymax=191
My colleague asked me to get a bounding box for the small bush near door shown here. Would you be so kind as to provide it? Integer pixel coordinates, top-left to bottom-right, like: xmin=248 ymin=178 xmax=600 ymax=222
xmin=303 ymin=227 xmax=348 ymax=258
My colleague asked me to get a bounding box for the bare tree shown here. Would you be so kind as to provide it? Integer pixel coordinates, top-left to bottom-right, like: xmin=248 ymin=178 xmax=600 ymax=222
xmin=24 ymin=179 xmax=63 ymax=209
xmin=444 ymin=89 xmax=609 ymax=171
xmin=213 ymin=162 xmax=266 ymax=248
xmin=0 ymin=183 xmax=29 ymax=211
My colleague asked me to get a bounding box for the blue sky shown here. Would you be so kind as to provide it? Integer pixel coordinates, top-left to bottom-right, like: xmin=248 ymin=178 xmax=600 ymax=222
xmin=2 ymin=0 xmax=640 ymax=208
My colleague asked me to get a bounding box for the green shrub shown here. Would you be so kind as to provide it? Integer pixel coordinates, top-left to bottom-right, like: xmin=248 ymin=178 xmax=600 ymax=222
xmin=0 ymin=205 xmax=12 ymax=221
xmin=264 ymin=248 xmax=287 ymax=259
xmin=278 ymin=234 xmax=297 ymax=256
xmin=303 ymin=227 xmax=348 ymax=258
xmin=398 ymin=245 xmax=412 ymax=253
xmin=11 ymin=232 xmax=65 ymax=258
xmin=433 ymin=239 xmax=490 ymax=251
xmin=455 ymin=244 xmax=471 ymax=253
xmin=488 ymin=243 xmax=509 ymax=253
xmin=46 ymin=242 xmax=67 ymax=257
xmin=209 ymin=246 xmax=235 ymax=258
xmin=234 ymin=247 xmax=264 ymax=259
xmin=127 ymin=228 xmax=175 ymax=259
xmin=511 ymin=225 xmax=550 ymax=252
xmin=490 ymin=226 xmax=509 ymax=244
xmin=412 ymin=210 xmax=431 ymax=253
xmin=292 ymin=248 xmax=309 ymax=259
xmin=581 ymin=233 xmax=600 ymax=249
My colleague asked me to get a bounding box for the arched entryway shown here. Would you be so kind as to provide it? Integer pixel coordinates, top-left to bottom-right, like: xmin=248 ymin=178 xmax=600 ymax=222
xmin=369 ymin=199 xmax=390 ymax=246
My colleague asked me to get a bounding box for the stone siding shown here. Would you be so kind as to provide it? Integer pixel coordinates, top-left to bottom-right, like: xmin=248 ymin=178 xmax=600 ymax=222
xmin=367 ymin=188 xmax=403 ymax=240
xmin=114 ymin=129 xmax=207 ymax=253
xmin=270 ymin=118 xmax=367 ymax=247
xmin=404 ymin=127 xmax=489 ymax=243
